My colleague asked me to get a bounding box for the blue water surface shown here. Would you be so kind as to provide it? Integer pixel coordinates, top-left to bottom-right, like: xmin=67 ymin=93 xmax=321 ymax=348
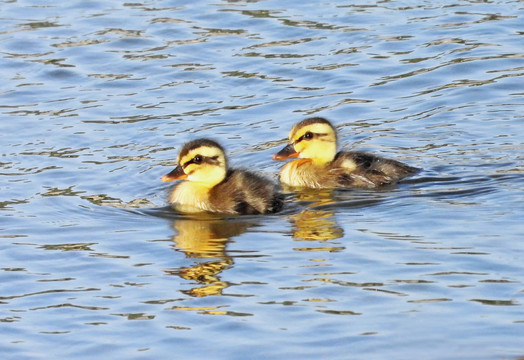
xmin=1 ymin=0 xmax=523 ymax=359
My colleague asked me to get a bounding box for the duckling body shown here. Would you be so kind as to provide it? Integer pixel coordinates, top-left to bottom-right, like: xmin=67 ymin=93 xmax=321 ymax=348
xmin=279 ymin=150 xmax=418 ymax=189
xmin=274 ymin=117 xmax=418 ymax=189
xmin=163 ymin=139 xmax=283 ymax=215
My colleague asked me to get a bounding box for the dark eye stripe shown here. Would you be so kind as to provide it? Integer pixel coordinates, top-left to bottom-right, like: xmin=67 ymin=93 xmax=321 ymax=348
xmin=295 ymin=132 xmax=328 ymax=144
xmin=182 ymin=155 xmax=220 ymax=168
xmin=182 ymin=157 xmax=198 ymax=168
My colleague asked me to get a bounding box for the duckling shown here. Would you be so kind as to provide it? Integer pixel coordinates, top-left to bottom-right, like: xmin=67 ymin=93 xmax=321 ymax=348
xmin=272 ymin=117 xmax=419 ymax=189
xmin=162 ymin=139 xmax=283 ymax=215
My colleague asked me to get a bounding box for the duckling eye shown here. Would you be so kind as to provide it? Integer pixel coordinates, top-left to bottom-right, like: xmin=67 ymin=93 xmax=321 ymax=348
xmin=295 ymin=131 xmax=315 ymax=144
xmin=193 ymin=155 xmax=203 ymax=164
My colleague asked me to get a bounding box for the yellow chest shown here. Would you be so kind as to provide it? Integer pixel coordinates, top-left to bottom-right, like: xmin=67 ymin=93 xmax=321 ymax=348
xmin=170 ymin=182 xmax=213 ymax=213
xmin=280 ymin=159 xmax=325 ymax=188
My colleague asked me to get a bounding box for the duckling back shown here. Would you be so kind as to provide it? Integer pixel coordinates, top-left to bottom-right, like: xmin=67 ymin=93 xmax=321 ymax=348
xmin=332 ymin=151 xmax=419 ymax=188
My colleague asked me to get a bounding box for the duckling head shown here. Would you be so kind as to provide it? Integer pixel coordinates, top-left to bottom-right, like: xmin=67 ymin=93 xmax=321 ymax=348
xmin=161 ymin=139 xmax=227 ymax=188
xmin=273 ymin=117 xmax=337 ymax=165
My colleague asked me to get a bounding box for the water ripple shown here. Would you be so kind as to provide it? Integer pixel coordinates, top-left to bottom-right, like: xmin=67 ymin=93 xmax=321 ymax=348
xmin=1 ymin=0 xmax=523 ymax=359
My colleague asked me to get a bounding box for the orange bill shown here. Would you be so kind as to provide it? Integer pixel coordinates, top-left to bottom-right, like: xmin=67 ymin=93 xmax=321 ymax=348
xmin=272 ymin=144 xmax=299 ymax=160
xmin=161 ymin=165 xmax=188 ymax=182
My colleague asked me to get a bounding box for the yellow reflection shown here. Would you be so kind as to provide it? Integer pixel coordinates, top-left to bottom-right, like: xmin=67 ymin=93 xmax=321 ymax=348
xmin=288 ymin=188 xmax=344 ymax=243
xmin=283 ymin=186 xmax=335 ymax=205
xmin=168 ymin=217 xmax=252 ymax=297
xmin=291 ymin=209 xmax=343 ymax=241
xmin=284 ymin=187 xmax=346 ymax=257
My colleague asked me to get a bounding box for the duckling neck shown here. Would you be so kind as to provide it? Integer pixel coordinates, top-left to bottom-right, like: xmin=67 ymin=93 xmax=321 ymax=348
xmin=310 ymin=156 xmax=332 ymax=166
xmin=280 ymin=158 xmax=326 ymax=188
xmin=188 ymin=167 xmax=226 ymax=188
xmin=306 ymin=142 xmax=336 ymax=165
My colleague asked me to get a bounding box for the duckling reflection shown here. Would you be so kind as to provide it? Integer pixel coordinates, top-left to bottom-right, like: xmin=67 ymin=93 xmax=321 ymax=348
xmin=291 ymin=209 xmax=343 ymax=241
xmin=289 ymin=189 xmax=344 ymax=242
xmin=166 ymin=216 xmax=252 ymax=297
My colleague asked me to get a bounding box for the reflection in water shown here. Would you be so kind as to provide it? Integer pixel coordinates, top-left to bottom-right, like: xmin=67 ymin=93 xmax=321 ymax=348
xmin=288 ymin=188 xmax=344 ymax=243
xmin=166 ymin=217 xmax=252 ymax=297
xmin=291 ymin=210 xmax=343 ymax=241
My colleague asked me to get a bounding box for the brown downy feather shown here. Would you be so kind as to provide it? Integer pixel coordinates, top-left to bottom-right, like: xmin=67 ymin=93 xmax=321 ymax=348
xmin=209 ymin=170 xmax=284 ymax=215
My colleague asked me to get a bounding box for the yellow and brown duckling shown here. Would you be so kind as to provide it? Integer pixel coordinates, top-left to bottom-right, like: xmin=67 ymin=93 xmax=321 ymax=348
xmin=162 ymin=139 xmax=283 ymax=215
xmin=273 ymin=117 xmax=419 ymax=189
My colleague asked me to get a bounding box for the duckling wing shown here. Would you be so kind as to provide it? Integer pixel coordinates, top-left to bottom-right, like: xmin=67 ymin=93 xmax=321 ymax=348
xmin=333 ymin=151 xmax=419 ymax=188
xmin=210 ymin=170 xmax=283 ymax=215
xmin=231 ymin=170 xmax=284 ymax=214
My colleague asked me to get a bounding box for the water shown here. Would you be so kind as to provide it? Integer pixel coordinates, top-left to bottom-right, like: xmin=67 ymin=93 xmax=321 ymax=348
xmin=1 ymin=0 xmax=523 ymax=359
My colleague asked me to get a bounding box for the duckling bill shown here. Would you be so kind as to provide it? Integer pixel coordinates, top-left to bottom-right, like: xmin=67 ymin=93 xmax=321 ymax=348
xmin=162 ymin=138 xmax=283 ymax=215
xmin=273 ymin=117 xmax=419 ymax=189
